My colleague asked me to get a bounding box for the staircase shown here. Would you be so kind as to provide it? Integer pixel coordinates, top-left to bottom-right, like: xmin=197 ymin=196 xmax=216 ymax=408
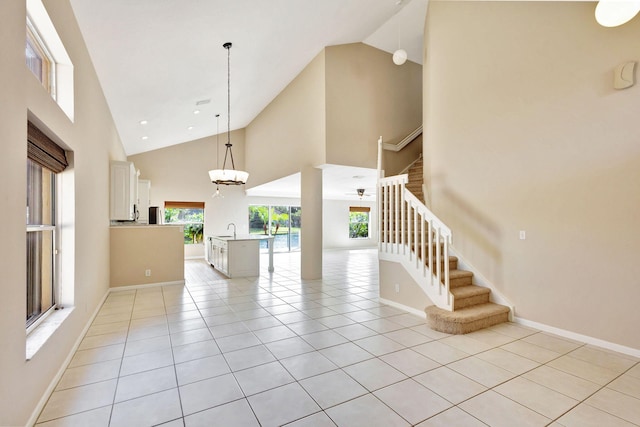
xmin=378 ymin=140 xmax=510 ymax=334
xmin=405 ymin=156 xmax=425 ymax=203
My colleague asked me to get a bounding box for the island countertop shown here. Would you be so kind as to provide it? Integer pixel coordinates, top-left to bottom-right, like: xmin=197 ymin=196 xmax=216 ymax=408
xmin=207 ymin=234 xmax=273 ymax=241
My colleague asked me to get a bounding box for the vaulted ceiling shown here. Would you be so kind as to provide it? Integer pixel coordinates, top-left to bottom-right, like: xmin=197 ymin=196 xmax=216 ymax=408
xmin=69 ymin=0 xmax=428 ymax=156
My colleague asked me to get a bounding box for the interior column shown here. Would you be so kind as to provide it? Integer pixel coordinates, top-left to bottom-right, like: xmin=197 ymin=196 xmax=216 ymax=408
xmin=300 ymin=165 xmax=322 ymax=280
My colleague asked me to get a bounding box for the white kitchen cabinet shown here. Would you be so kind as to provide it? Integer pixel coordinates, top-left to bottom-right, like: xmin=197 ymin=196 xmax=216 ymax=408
xmin=110 ymin=161 xmax=138 ymax=221
xmin=207 ymin=236 xmax=259 ymax=278
xmin=137 ymin=179 xmax=151 ymax=223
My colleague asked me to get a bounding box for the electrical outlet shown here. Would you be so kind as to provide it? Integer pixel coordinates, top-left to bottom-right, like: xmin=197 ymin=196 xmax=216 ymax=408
xmin=519 ymin=230 xmax=526 ymax=240
xmin=395 ymin=283 xmax=400 ymax=293
xmin=145 ymin=269 xmax=151 ymax=277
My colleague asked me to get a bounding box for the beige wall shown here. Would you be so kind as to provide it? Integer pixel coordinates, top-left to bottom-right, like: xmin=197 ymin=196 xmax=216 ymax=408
xmin=110 ymin=226 xmax=185 ymax=287
xmin=0 ymin=0 xmax=125 ymax=424
xmin=323 ymin=200 xmax=378 ymax=250
xmin=325 ymin=43 xmax=423 ymax=169
xmin=379 ymin=260 xmax=433 ymax=313
xmin=382 ymin=135 xmax=423 ymax=177
xmin=245 ymin=50 xmax=327 ymax=188
xmin=246 ymin=43 xmax=423 ymax=185
xmin=425 ymin=1 xmax=640 ymax=349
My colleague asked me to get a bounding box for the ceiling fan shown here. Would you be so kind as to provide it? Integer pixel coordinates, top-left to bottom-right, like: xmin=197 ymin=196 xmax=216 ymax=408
xmin=345 ymin=188 xmax=372 ymax=199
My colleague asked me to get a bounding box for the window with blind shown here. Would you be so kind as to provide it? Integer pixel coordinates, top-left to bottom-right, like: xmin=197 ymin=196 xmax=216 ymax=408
xmin=26 ymin=121 xmax=68 ymax=329
xmin=164 ymin=201 xmax=205 ymax=244
xmin=349 ymin=206 xmax=370 ymax=239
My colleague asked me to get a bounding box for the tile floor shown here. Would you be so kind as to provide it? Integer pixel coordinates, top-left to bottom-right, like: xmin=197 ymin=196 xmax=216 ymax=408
xmin=36 ymin=249 xmax=640 ymax=426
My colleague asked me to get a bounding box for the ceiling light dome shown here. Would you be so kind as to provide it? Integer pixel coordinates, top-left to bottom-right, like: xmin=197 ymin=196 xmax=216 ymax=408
xmin=393 ymin=49 xmax=407 ymax=65
xmin=595 ymin=0 xmax=640 ymax=27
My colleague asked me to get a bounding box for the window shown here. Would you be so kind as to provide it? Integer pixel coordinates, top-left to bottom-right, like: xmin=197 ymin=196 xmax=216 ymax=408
xmin=164 ymin=201 xmax=204 ymax=244
xmin=26 ymin=0 xmax=75 ymax=121
xmin=26 ymin=18 xmax=54 ymax=96
xmin=349 ymin=206 xmax=370 ymax=239
xmin=26 ymin=121 xmax=68 ymax=329
xmin=249 ymin=205 xmax=301 ymax=252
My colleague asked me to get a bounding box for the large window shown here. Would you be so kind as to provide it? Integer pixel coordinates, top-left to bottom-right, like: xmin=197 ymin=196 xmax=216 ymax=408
xmin=349 ymin=206 xmax=370 ymax=239
xmin=26 ymin=121 xmax=68 ymax=329
xmin=164 ymin=201 xmax=204 ymax=244
xmin=249 ymin=205 xmax=301 ymax=252
xmin=26 ymin=160 xmax=56 ymax=328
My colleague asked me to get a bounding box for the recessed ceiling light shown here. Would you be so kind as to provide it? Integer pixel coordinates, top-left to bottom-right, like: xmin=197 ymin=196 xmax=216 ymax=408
xmin=193 ymin=110 xmax=200 ymax=115
xmin=187 ymin=126 xmax=194 ymax=130
xmin=139 ymin=120 xmax=148 ymax=125
xmin=141 ymin=136 xmax=148 ymax=140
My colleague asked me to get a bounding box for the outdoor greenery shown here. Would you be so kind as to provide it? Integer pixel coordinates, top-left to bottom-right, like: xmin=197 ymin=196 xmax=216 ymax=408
xmin=165 ymin=207 xmax=204 ymax=244
xmin=349 ymin=211 xmax=369 ymax=239
xmin=249 ymin=205 xmax=302 ymax=252
xmin=249 ymin=205 xmax=301 ymax=235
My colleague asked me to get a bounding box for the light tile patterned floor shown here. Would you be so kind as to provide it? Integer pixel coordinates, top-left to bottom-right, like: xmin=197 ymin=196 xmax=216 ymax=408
xmin=36 ymin=249 xmax=640 ymax=426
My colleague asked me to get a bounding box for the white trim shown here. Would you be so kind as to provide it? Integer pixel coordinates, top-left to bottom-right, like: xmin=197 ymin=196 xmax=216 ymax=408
xmin=27 ymin=289 xmax=110 ymax=427
xmin=379 ymin=297 xmax=427 ymax=319
xmin=110 ymin=280 xmax=185 ymax=292
xmin=514 ymin=316 xmax=640 ymax=359
xmin=184 ymin=256 xmax=205 ymax=260
xmin=382 ymin=125 xmax=423 ymax=152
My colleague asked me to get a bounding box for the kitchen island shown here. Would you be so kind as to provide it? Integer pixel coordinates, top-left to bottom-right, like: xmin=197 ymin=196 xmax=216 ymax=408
xmin=206 ymin=235 xmax=274 ymax=278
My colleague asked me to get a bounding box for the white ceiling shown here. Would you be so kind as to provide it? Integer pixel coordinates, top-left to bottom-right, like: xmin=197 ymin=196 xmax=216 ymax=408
xmin=69 ymin=0 xmax=428 ymax=200
xmin=246 ymin=165 xmax=379 ymax=201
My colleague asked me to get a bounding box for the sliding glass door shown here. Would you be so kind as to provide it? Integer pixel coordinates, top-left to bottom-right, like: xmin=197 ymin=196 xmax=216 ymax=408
xmin=249 ymin=204 xmax=301 ymax=252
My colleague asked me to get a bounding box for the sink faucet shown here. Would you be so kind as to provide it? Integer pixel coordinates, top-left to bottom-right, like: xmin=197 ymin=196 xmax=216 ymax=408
xmin=227 ymin=222 xmax=236 ymax=239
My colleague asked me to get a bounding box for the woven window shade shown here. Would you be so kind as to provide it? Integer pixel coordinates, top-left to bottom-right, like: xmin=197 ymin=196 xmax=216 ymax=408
xmin=164 ymin=201 xmax=205 ymax=209
xmin=27 ymin=121 xmax=68 ymax=173
xmin=349 ymin=206 xmax=371 ymax=213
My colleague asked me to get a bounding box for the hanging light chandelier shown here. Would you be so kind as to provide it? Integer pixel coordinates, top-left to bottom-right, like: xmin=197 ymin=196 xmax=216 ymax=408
xmin=208 ymin=42 xmax=249 ymax=185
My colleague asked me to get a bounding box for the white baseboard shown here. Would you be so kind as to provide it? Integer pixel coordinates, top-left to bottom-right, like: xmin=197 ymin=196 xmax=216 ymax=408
xmin=514 ymin=316 xmax=640 ymax=359
xmin=109 ymin=280 xmax=185 ymax=292
xmin=379 ymin=297 xmax=427 ymax=319
xmin=27 ymin=289 xmax=111 ymax=427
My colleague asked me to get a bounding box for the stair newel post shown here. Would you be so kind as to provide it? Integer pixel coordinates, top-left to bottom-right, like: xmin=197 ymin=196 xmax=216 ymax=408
xmin=428 ymin=219 xmax=433 ymax=287
xmin=420 ymin=211 xmax=426 ymax=278
xmin=444 ymin=234 xmax=451 ymax=304
xmin=394 ymin=179 xmax=400 ymax=253
xmin=377 ymin=136 xmax=384 ymax=253
xmin=401 ymin=181 xmax=406 ymax=255
xmin=413 ymin=201 xmax=419 ymax=269
xmin=436 ymin=227 xmax=442 ymax=295
xmin=407 ymin=200 xmax=413 ymax=262
xmin=382 ymin=182 xmax=389 ymax=252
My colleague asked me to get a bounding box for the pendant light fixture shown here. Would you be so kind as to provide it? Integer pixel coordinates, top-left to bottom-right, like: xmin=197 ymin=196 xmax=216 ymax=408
xmin=392 ymin=0 xmax=407 ymax=65
xmin=208 ymin=42 xmax=249 ymax=185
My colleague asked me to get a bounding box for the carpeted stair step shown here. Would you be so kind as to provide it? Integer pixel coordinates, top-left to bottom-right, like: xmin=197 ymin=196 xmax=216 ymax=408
xmin=448 ymin=269 xmax=473 ymax=288
xmin=451 ymin=285 xmax=490 ymax=310
xmin=425 ymin=302 xmax=510 ymax=334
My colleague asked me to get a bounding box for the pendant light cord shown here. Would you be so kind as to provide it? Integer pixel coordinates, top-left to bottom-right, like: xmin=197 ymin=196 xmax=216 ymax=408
xmin=223 ymin=42 xmax=236 ymax=170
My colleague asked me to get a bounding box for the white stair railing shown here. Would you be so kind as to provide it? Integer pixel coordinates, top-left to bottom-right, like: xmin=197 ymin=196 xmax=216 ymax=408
xmin=377 ymin=136 xmax=453 ymax=311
